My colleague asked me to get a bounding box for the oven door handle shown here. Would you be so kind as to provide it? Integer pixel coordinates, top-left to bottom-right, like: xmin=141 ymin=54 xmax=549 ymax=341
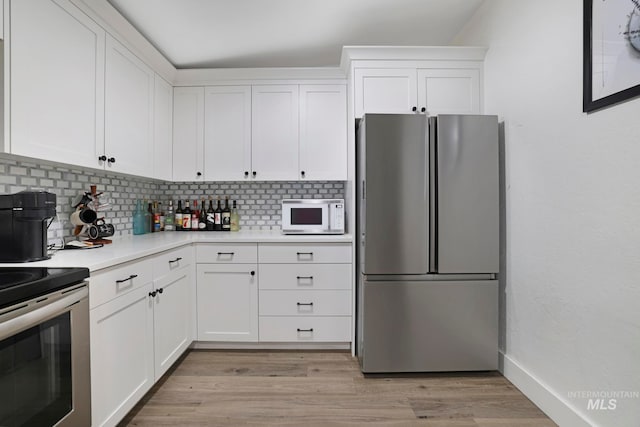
xmin=0 ymin=286 xmax=89 ymax=342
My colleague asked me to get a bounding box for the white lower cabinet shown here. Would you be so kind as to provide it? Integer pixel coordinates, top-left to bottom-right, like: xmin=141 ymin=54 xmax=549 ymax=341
xmin=90 ymin=283 xmax=154 ymax=427
xmin=90 ymin=247 xmax=194 ymax=427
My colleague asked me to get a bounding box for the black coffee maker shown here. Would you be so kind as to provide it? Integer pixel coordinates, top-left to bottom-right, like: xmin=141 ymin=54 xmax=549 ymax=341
xmin=0 ymin=191 xmax=57 ymax=262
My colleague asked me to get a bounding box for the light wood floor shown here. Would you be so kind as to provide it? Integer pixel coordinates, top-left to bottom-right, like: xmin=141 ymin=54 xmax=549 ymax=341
xmin=119 ymin=350 xmax=556 ymax=427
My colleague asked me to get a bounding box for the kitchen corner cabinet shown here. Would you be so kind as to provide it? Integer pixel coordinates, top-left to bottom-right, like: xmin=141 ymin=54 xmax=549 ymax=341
xmin=104 ymin=34 xmax=155 ymax=177
xmin=173 ymin=86 xmax=205 ymax=181
xmin=153 ymin=75 xmax=174 ymax=181
xmin=299 ymin=85 xmax=348 ymax=180
xmin=9 ymin=0 xmax=105 ymax=168
xmin=354 ymin=67 xmax=481 ymax=117
xmin=196 ymin=244 xmax=259 ymax=341
xmin=204 ymin=86 xmax=252 ymax=181
xmin=251 ymin=85 xmax=299 ymax=180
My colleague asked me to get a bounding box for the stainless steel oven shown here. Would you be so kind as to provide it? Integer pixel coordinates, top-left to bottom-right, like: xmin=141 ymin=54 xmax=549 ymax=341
xmin=0 ymin=268 xmax=90 ymax=427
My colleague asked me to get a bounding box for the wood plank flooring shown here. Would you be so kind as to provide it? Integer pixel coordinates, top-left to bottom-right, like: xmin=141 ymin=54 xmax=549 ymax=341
xmin=119 ymin=350 xmax=555 ymax=427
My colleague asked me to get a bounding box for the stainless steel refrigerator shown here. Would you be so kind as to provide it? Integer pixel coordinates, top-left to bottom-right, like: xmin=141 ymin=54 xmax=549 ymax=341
xmin=356 ymin=113 xmax=499 ymax=373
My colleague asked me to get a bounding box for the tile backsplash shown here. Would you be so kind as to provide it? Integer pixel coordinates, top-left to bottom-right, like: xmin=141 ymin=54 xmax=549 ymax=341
xmin=0 ymin=154 xmax=345 ymax=245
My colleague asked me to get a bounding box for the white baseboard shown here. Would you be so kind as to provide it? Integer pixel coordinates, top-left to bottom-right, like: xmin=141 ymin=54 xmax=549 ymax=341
xmin=500 ymin=351 xmax=595 ymax=427
xmin=191 ymin=341 xmax=351 ymax=351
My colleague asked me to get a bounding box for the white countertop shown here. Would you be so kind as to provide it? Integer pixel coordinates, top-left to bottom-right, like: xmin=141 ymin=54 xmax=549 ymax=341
xmin=0 ymin=230 xmax=353 ymax=272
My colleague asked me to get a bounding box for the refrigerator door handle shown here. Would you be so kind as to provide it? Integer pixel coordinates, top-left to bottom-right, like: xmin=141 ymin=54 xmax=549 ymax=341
xmin=428 ymin=116 xmax=438 ymax=273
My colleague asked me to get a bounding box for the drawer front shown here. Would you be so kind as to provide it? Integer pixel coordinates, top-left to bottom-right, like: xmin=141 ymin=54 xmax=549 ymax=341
xmin=258 ymin=243 xmax=351 ymax=264
xmin=196 ymin=243 xmax=258 ymax=264
xmin=90 ymin=258 xmax=153 ymax=309
xmin=152 ymin=245 xmax=194 ymax=279
xmin=259 ymin=316 xmax=351 ymax=342
xmin=259 ymin=290 xmax=351 ymax=316
xmin=259 ymin=264 xmax=351 ymax=290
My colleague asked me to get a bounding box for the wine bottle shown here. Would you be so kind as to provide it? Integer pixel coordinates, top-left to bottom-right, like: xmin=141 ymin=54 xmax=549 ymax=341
xmin=199 ymin=198 xmax=207 ymax=230
xmin=230 ymin=200 xmax=240 ymax=232
xmin=222 ymin=196 xmax=231 ymax=231
xmin=175 ymin=200 xmax=183 ymax=231
xmin=191 ymin=200 xmax=199 ymax=231
xmin=214 ymin=197 xmax=223 ymax=231
xmin=159 ymin=202 xmax=165 ymax=231
xmin=165 ymin=200 xmax=175 ymax=231
xmin=148 ymin=202 xmax=155 ymax=233
xmin=206 ymin=197 xmax=215 ymax=231
xmin=182 ymin=201 xmax=192 ymax=230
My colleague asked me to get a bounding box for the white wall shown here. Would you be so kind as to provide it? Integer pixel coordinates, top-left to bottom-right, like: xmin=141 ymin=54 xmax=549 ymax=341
xmin=454 ymin=1 xmax=640 ymax=426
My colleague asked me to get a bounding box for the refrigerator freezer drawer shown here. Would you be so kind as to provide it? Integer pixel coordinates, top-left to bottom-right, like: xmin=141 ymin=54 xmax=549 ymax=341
xmin=358 ymin=279 xmax=498 ymax=373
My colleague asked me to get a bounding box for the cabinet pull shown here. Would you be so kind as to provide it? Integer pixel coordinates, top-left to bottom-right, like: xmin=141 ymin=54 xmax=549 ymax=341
xmin=250 ymin=271 xmax=256 ymax=276
xmin=296 ymin=276 xmax=314 ymax=280
xmin=244 ymin=171 xmax=249 ymax=177
xmin=197 ymin=171 xmax=202 ymax=177
xmin=158 ymin=288 xmax=163 ymax=294
xmin=252 ymin=171 xmax=257 ymax=177
xmin=116 ymin=274 xmax=137 ymax=284
xmin=217 ymin=252 xmax=235 ymax=255
xmin=98 ymin=155 xmax=107 ymax=161
xmin=149 ymin=291 xmax=157 ymax=297
xmin=300 ymin=171 xmax=306 ymax=177
xmin=412 ymin=106 xmax=417 ymax=112
xmin=296 ymin=252 xmax=313 ymax=256
xmin=296 ymin=302 xmax=313 ymax=306
xmin=107 ymin=157 xmax=116 ymax=163
xmin=297 ymin=328 xmax=314 ymax=332
xmin=168 ymin=257 xmax=183 ymax=264
xmin=421 ymin=107 xmax=426 ymax=113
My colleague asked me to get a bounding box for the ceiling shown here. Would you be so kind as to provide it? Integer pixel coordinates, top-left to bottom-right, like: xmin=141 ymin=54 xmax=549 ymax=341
xmin=107 ymin=0 xmax=484 ymax=69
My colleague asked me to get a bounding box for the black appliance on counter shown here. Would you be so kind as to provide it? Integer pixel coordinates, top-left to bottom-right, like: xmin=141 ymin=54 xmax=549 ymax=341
xmin=0 ymin=191 xmax=57 ymax=262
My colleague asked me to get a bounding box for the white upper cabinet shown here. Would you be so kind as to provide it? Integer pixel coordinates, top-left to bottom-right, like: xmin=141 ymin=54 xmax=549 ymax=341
xmin=173 ymin=87 xmax=205 ymax=181
xmin=204 ymin=86 xmax=252 ymax=181
xmin=251 ymin=85 xmax=299 ymax=181
xmin=153 ymin=75 xmax=173 ymax=181
xmin=299 ymin=85 xmax=347 ymax=181
xmin=417 ymin=69 xmax=480 ymax=115
xmin=10 ymin=0 xmax=105 ymax=168
xmin=104 ymin=35 xmax=155 ymax=177
xmin=354 ymin=68 xmax=417 ymax=117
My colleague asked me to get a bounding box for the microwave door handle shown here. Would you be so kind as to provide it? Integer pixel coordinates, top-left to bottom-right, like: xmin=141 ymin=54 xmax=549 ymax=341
xmin=0 ymin=287 xmax=88 ymax=342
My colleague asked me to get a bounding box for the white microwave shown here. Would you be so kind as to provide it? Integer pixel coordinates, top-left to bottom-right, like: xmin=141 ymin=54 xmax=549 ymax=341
xmin=281 ymin=199 xmax=345 ymax=234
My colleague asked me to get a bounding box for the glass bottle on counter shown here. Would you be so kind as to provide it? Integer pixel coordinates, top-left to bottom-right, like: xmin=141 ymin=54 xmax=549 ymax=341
xmin=191 ymin=200 xmax=199 ymax=231
xmin=199 ymin=198 xmax=207 ymax=230
xmin=222 ymin=196 xmax=231 ymax=231
xmin=230 ymin=200 xmax=240 ymax=232
xmin=182 ymin=201 xmax=191 ymax=230
xmin=206 ymin=197 xmax=215 ymax=231
xmin=153 ymin=201 xmax=161 ymax=232
xmin=147 ymin=202 xmax=154 ymax=233
xmin=175 ymin=200 xmax=183 ymax=231
xmin=133 ymin=199 xmax=146 ymax=235
xmin=214 ymin=197 xmax=222 ymax=231
xmin=165 ymin=200 xmax=175 ymax=231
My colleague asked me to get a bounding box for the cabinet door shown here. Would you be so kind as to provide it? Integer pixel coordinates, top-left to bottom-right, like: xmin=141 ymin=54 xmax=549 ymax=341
xmin=354 ymin=68 xmax=417 ymax=118
xmin=173 ymin=87 xmax=205 ymax=181
xmin=90 ymin=284 xmax=154 ymax=427
xmin=105 ymin=35 xmax=154 ymax=177
xmin=417 ymin=69 xmax=481 ymax=115
xmin=10 ymin=0 xmax=105 ymax=168
xmin=196 ymin=264 xmax=258 ymax=341
xmin=153 ymin=267 xmax=192 ymax=380
xmin=153 ymin=75 xmax=173 ymax=181
xmin=299 ymin=85 xmax=347 ymax=180
xmin=251 ymin=85 xmax=299 ymax=181
xmin=204 ymin=86 xmax=252 ymax=181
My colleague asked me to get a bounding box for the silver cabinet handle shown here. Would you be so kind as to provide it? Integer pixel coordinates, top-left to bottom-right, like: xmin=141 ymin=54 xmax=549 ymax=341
xmin=116 ymin=274 xmax=137 ymax=284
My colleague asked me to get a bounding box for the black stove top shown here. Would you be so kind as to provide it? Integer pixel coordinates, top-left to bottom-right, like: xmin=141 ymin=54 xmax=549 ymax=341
xmin=0 ymin=267 xmax=90 ymax=310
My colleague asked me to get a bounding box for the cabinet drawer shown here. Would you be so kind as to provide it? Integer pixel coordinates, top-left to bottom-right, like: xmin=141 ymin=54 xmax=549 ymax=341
xmin=259 ymin=290 xmax=351 ymax=316
xmin=259 ymin=263 xmax=351 ymax=290
xmin=259 ymin=316 xmax=351 ymax=342
xmin=152 ymin=245 xmax=194 ymax=279
xmin=89 ymin=258 xmax=153 ymax=309
xmin=258 ymin=243 xmax=351 ymax=264
xmin=196 ymin=243 xmax=258 ymax=263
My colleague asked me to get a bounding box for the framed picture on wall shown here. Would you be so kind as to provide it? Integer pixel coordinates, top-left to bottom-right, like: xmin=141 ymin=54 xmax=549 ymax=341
xmin=583 ymin=0 xmax=640 ymax=112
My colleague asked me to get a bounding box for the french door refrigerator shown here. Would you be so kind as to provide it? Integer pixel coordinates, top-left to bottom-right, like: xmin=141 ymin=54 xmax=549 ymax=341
xmin=356 ymin=113 xmax=499 ymax=373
